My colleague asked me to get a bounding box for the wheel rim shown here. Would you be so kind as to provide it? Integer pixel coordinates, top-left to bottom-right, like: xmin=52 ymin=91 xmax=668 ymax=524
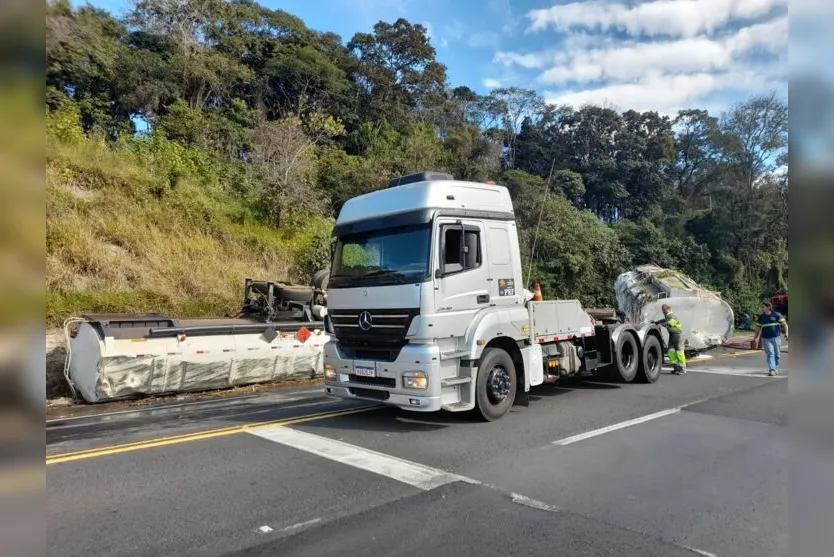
xmin=620 ymin=341 xmax=636 ymax=371
xmin=487 ymin=365 xmax=511 ymax=405
xmin=647 ymin=345 xmax=659 ymax=375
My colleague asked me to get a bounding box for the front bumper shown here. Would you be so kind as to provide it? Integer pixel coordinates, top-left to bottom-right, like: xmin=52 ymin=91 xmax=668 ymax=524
xmin=324 ymin=384 xmax=443 ymax=412
xmin=323 ymin=341 xmax=445 ymax=412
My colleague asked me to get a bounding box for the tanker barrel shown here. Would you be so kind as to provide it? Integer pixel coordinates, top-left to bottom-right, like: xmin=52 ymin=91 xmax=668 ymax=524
xmin=615 ymin=265 xmax=734 ymax=352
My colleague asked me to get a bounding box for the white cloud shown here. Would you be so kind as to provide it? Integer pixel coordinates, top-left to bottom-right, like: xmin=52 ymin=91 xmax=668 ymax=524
xmin=543 ymin=69 xmax=782 ymax=115
xmin=528 ymin=0 xmax=787 ymax=38
xmin=424 ymin=22 xmax=448 ymax=49
xmin=442 ymin=20 xmax=499 ymax=49
xmin=534 ymin=15 xmax=787 ymax=85
xmin=494 ymin=51 xmax=549 ymax=69
xmin=483 ymin=78 xmax=503 ymax=89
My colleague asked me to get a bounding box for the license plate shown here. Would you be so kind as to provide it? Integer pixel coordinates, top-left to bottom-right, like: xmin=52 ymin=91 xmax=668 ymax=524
xmin=353 ymin=365 xmax=375 ymax=377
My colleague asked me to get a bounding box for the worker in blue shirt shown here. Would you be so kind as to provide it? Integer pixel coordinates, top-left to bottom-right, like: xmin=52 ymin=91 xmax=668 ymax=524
xmin=752 ymin=302 xmax=789 ymax=376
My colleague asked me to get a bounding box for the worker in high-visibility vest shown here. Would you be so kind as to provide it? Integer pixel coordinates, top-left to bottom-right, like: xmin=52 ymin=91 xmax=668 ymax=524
xmin=654 ymin=303 xmax=687 ymax=374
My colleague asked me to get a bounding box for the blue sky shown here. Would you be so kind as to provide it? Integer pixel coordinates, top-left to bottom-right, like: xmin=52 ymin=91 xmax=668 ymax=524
xmin=85 ymin=0 xmax=788 ymax=117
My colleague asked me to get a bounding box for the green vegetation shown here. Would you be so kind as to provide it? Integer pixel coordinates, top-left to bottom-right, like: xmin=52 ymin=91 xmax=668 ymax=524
xmin=46 ymin=0 xmax=788 ymax=326
xmin=46 ymin=104 xmax=332 ymax=324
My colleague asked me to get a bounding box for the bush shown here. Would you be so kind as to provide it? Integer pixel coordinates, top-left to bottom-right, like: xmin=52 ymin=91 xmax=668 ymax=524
xmin=46 ymin=112 xmax=323 ymax=325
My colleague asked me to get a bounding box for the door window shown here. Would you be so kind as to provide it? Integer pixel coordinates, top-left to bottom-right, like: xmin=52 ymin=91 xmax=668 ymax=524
xmin=440 ymin=224 xmax=481 ymax=276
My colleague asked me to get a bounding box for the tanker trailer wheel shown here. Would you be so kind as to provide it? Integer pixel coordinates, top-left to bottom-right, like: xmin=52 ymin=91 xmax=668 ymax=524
xmin=310 ymin=268 xmax=330 ymax=291
xmin=614 ymin=331 xmax=639 ymax=383
xmin=276 ymin=284 xmax=314 ymax=304
xmin=475 ymin=347 xmax=517 ymax=422
xmin=637 ymin=334 xmax=662 ymax=383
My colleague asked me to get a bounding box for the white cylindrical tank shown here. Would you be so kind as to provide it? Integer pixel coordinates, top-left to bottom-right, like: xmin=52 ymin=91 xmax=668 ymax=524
xmin=66 ymin=316 xmax=331 ymax=403
xmin=615 ymin=265 xmax=734 ymax=352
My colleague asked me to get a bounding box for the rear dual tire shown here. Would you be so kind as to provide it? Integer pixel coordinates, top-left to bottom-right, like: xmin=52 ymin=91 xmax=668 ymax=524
xmin=637 ymin=334 xmax=662 ymax=383
xmin=614 ymin=331 xmax=639 ymax=382
xmin=613 ymin=331 xmax=662 ymax=383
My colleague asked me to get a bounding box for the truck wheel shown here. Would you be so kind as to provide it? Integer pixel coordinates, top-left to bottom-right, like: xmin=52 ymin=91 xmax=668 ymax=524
xmin=614 ymin=331 xmax=639 ymax=383
xmin=637 ymin=334 xmax=662 ymax=383
xmin=276 ymin=284 xmax=314 ymax=304
xmin=475 ymin=347 xmax=517 ymax=422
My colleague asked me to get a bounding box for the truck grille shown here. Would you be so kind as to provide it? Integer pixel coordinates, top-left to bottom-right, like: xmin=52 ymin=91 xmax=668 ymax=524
xmin=329 ymin=308 xmax=418 ymax=348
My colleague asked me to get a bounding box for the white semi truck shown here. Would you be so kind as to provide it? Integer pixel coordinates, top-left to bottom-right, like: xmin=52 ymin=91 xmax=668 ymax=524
xmin=322 ymin=172 xmax=666 ymax=421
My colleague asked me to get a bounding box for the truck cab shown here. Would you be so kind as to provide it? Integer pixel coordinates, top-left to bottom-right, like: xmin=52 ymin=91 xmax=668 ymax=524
xmin=323 ymin=172 xmax=663 ymax=421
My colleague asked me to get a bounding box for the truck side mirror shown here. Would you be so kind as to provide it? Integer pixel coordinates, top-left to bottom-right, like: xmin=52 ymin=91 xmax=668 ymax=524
xmin=435 ymin=268 xmax=443 ymax=279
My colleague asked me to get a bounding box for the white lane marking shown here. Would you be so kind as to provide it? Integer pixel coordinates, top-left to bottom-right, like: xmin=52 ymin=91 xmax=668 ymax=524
xmin=511 ymin=492 xmax=560 ymax=513
xmin=281 ymin=518 xmax=321 ymax=532
xmin=248 ymin=426 xmax=475 ymax=490
xmin=687 ymin=366 xmax=787 ymax=378
xmin=681 ymin=545 xmax=718 ymax=557
xmin=553 ymin=408 xmax=682 ymax=446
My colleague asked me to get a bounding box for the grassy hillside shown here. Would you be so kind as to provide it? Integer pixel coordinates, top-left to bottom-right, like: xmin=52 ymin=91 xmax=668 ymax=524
xmin=46 ymin=107 xmax=332 ymax=326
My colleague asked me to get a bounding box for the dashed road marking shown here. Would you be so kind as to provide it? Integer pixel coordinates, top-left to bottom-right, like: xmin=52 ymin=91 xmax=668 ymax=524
xmin=553 ymin=408 xmax=683 ymax=445
xmin=280 ymin=518 xmax=321 ymax=532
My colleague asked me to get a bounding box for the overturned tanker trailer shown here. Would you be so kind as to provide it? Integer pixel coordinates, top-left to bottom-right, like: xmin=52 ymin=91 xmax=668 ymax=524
xmin=615 ymin=264 xmax=734 ymax=354
xmin=63 ymin=272 xmax=331 ymax=403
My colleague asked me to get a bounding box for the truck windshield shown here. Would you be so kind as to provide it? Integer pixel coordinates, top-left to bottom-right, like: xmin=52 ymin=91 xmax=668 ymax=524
xmin=330 ymin=223 xmax=432 ymax=287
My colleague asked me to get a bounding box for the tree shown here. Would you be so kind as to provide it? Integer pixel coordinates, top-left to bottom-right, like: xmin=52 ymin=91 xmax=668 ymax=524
xmin=505 ymin=169 xmax=630 ymax=306
xmin=671 ymin=109 xmax=721 ymax=203
xmin=129 ymin=0 xmax=253 ymax=112
xmin=348 ymin=18 xmax=447 ymax=129
xmin=250 ymin=111 xmax=344 ymax=226
xmin=488 ymin=87 xmax=544 ymax=169
xmin=46 ymin=2 xmax=132 ymax=135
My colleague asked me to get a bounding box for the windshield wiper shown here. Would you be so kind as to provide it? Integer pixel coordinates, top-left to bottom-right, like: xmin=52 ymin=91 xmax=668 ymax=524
xmin=364 ymin=268 xmax=404 ymax=277
xmin=362 ymin=268 xmax=408 ymax=283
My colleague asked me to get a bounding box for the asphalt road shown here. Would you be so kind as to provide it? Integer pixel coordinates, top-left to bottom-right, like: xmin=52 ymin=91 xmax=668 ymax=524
xmin=47 ymin=349 xmax=788 ymax=557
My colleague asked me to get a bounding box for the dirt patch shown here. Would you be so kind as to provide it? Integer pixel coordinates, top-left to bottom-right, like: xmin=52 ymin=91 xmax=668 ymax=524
xmin=68 ymin=185 xmax=96 ymax=199
xmin=46 ymin=329 xmax=73 ymax=400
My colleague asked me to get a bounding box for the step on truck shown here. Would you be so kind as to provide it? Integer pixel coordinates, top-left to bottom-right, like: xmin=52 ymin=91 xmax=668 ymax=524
xmin=322 ymin=172 xmax=665 ymax=421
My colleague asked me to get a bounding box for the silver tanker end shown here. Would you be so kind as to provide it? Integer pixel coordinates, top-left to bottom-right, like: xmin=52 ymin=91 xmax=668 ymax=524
xmin=615 ymin=264 xmax=734 ymax=353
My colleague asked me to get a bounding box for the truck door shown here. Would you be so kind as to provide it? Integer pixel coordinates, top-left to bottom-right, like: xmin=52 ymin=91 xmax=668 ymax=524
xmin=434 ymin=218 xmax=490 ymax=314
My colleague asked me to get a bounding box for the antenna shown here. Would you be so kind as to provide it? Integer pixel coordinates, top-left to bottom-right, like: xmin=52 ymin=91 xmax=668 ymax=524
xmin=525 ymin=157 xmax=558 ymax=290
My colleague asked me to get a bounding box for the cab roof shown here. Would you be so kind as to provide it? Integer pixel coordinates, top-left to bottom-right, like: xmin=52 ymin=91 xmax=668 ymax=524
xmin=336 ymin=173 xmax=515 ymax=235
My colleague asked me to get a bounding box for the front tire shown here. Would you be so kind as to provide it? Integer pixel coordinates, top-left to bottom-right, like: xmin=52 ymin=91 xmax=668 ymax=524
xmin=637 ymin=334 xmax=662 ymax=383
xmin=475 ymin=347 xmax=517 ymax=422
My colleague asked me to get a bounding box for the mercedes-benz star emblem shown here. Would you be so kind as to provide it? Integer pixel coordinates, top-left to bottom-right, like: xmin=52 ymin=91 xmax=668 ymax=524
xmin=358 ymin=311 xmax=373 ymax=331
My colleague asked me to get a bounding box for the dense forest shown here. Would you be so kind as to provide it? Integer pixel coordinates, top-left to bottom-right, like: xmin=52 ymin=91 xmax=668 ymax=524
xmin=45 ymin=0 xmax=788 ymax=325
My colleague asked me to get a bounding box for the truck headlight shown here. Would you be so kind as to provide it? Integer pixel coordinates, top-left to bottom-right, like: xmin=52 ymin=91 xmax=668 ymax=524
xmin=324 ymin=363 xmax=336 ymax=380
xmin=403 ymin=371 xmax=428 ymax=390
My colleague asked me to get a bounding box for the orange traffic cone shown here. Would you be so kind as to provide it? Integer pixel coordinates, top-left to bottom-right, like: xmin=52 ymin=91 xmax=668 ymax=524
xmin=532 ymin=281 xmax=543 ymax=301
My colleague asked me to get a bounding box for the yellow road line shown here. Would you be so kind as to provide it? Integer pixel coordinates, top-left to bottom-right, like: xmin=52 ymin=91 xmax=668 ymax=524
xmin=46 ymin=405 xmax=380 ymax=466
